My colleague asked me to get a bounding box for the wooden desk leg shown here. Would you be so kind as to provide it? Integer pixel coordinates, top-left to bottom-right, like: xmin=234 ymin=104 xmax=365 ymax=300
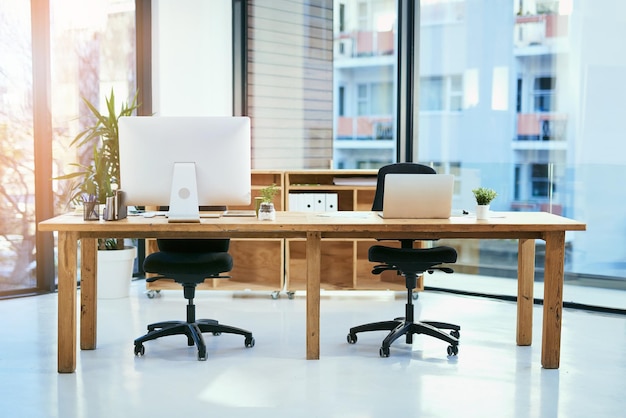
xmin=57 ymin=232 xmax=78 ymax=373
xmin=542 ymin=231 xmax=565 ymax=369
xmin=517 ymin=238 xmax=535 ymax=346
xmin=80 ymin=238 xmax=98 ymax=350
xmin=306 ymin=231 xmax=321 ymax=360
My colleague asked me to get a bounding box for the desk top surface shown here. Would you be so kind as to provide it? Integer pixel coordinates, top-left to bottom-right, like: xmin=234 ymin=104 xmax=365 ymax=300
xmin=39 ymin=211 xmax=586 ymax=240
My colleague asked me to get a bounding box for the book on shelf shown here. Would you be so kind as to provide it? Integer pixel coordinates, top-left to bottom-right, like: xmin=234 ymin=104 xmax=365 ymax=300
xmin=332 ymin=177 xmax=377 ymax=186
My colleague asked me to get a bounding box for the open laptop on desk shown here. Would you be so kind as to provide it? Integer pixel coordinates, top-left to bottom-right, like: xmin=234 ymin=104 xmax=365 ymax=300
xmin=377 ymin=173 xmax=454 ymax=219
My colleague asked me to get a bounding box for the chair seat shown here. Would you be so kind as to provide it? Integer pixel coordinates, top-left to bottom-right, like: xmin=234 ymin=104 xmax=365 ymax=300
xmin=369 ymin=245 xmax=457 ymax=266
xmin=144 ymin=251 xmax=233 ymax=277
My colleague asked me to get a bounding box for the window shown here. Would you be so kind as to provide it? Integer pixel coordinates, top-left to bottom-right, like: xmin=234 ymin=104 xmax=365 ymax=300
xmin=246 ymin=1 xmax=333 ymax=169
xmin=0 ymin=0 xmax=136 ymax=297
xmin=52 ymin=0 xmax=136 ymax=210
xmin=530 ymin=163 xmax=554 ymax=197
xmin=371 ymin=82 xmax=393 ymax=115
xmin=356 ymin=82 xmax=393 ymax=116
xmin=338 ymin=86 xmax=346 ymax=116
xmin=516 ymin=78 xmax=522 ymax=112
xmin=144 ymin=0 xmax=626 ymax=303
xmin=0 ymin=0 xmax=36 ymax=293
xmin=420 ymin=76 xmax=445 ymax=111
xmin=339 ymin=2 xmax=346 ymax=32
xmin=514 ymin=165 xmax=521 ymax=200
xmin=532 ymin=76 xmax=555 ymax=112
xmin=419 ymin=75 xmax=463 ymax=111
xmin=332 ymin=0 xmax=397 ymax=169
xmin=357 ymin=84 xmax=368 ymax=115
xmin=449 ymin=75 xmax=463 ymax=111
xmin=358 ymin=2 xmax=368 ymax=30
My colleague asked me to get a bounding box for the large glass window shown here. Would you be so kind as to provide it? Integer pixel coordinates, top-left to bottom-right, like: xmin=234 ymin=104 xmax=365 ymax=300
xmin=51 ymin=0 xmax=136 ymax=212
xmin=332 ymin=0 xmax=397 ymax=169
xmin=246 ymin=1 xmax=333 ymax=169
xmin=421 ymin=0 xmax=626 ymax=293
xmin=0 ymin=1 xmax=36 ymax=293
xmin=247 ymin=0 xmax=626 ymax=295
xmin=0 ymin=0 xmax=136 ymax=296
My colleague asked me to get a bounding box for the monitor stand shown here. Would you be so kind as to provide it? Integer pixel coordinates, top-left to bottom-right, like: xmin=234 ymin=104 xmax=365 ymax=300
xmin=167 ymin=162 xmax=200 ymax=223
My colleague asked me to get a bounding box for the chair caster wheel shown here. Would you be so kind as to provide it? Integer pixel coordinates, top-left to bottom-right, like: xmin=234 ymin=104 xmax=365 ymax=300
xmin=450 ymin=329 xmax=460 ymax=339
xmin=379 ymin=347 xmax=390 ymax=358
xmin=447 ymin=345 xmax=458 ymax=356
xmin=245 ymin=336 xmax=255 ymax=348
xmin=347 ymin=333 xmax=357 ymax=344
xmin=134 ymin=344 xmax=145 ymax=356
xmin=213 ymin=332 xmax=222 ymax=336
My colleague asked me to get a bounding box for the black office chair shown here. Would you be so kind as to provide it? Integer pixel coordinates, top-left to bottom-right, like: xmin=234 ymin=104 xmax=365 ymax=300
xmin=134 ymin=238 xmax=255 ymax=361
xmin=347 ymin=163 xmax=460 ymax=358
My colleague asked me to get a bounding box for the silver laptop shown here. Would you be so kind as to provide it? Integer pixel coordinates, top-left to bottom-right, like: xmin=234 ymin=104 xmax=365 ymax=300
xmin=378 ymin=174 xmax=454 ymax=219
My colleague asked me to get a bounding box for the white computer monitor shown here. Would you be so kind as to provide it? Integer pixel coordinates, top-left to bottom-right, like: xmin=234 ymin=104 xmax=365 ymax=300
xmin=118 ymin=116 xmax=251 ymax=222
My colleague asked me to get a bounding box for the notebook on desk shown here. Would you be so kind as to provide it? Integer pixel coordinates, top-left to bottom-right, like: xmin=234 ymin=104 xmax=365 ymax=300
xmin=377 ymin=173 xmax=454 ymax=219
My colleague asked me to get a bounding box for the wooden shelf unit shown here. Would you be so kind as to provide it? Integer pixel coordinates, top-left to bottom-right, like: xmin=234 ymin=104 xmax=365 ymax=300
xmin=284 ymin=169 xmax=423 ymax=293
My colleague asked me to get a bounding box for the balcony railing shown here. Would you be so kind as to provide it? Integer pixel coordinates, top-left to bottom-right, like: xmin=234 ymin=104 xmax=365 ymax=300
xmin=514 ymin=13 xmax=569 ymax=48
xmin=516 ymin=113 xmax=567 ymax=141
xmin=336 ymin=116 xmax=393 ymax=140
xmin=335 ymin=30 xmax=394 ymax=59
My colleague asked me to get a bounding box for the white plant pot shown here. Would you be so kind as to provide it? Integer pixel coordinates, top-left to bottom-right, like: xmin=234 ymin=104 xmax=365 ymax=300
xmin=476 ymin=205 xmax=490 ymax=220
xmin=97 ymin=246 xmax=137 ymax=299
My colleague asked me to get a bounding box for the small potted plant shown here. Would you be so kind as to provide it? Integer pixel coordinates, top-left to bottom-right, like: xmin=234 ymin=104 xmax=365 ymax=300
xmin=472 ymin=187 xmax=497 ymax=220
xmin=258 ymin=183 xmax=279 ymax=221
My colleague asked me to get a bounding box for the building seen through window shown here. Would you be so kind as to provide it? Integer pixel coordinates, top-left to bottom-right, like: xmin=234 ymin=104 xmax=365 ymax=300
xmin=333 ymin=0 xmax=626 ymax=283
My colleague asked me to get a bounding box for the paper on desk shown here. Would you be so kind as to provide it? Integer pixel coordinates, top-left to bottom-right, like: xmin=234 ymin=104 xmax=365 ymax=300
xmin=315 ymin=212 xmax=372 ymax=218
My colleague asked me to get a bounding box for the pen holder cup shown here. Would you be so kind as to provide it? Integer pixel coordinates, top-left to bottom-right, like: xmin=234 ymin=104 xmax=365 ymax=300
xmin=102 ymin=190 xmax=128 ymax=221
xmin=83 ymin=201 xmax=100 ymax=221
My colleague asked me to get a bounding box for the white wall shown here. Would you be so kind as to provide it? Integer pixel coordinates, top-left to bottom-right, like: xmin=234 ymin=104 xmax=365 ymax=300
xmin=152 ymin=0 xmax=232 ymax=116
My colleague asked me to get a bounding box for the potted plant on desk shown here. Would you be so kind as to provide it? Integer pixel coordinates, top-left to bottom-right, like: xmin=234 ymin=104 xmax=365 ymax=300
xmin=55 ymin=89 xmax=139 ymax=298
xmin=472 ymin=187 xmax=497 ymax=220
xmin=258 ymin=183 xmax=279 ymax=221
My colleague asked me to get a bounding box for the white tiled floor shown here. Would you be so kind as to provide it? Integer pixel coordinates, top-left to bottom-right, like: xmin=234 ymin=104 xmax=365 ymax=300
xmin=1 ymin=279 xmax=625 ymax=418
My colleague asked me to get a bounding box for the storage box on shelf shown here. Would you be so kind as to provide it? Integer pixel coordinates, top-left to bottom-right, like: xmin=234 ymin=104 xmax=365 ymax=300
xmin=283 ymin=170 xmax=424 ymax=296
xmin=145 ymin=170 xmax=285 ymax=298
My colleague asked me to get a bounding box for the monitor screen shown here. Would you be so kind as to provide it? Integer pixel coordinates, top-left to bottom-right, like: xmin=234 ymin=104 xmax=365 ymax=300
xmin=118 ymin=116 xmax=251 ymax=222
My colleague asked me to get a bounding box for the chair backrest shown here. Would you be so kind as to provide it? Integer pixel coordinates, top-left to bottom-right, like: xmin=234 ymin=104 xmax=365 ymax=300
xmin=371 ymin=163 xmax=436 ymax=211
xmin=157 ymin=239 xmax=230 ymax=253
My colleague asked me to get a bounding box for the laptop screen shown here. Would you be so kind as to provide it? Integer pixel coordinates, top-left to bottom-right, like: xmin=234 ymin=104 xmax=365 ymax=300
xmin=380 ymin=174 xmax=454 ymax=219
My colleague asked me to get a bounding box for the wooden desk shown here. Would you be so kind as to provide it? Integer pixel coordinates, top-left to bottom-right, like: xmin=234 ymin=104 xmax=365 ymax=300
xmin=39 ymin=211 xmax=585 ymax=373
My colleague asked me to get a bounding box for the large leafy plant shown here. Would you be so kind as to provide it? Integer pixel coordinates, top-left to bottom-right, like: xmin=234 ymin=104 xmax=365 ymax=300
xmin=58 ymin=89 xmax=139 ymax=205
xmin=56 ymin=90 xmax=139 ymax=250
